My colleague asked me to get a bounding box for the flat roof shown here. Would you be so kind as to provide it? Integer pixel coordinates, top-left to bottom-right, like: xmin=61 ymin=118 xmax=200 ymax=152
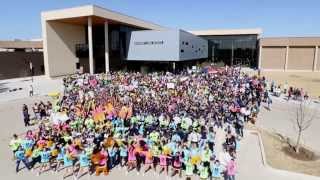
xmin=189 ymin=28 xmax=263 ymax=36
xmin=0 ymin=41 xmax=43 ymax=49
xmin=260 ymin=37 xmax=320 ymax=46
xmin=41 ymin=5 xmax=166 ymax=31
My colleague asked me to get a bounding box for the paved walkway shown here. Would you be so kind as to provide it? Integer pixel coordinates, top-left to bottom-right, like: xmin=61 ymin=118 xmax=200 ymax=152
xmin=0 ymin=77 xmax=319 ymax=179
xmin=215 ymin=128 xmax=225 ymax=156
xmin=237 ymin=131 xmax=320 ymax=180
xmin=257 ymin=96 xmax=320 ymax=151
xmin=0 ymin=76 xmax=63 ymax=103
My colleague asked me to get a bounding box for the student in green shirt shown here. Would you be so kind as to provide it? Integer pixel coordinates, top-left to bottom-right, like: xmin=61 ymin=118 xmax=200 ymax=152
xmin=199 ymin=162 xmax=209 ymax=180
xmin=9 ymin=134 xmax=21 ymax=159
xmin=185 ymin=159 xmax=194 ymax=177
xmin=201 ymin=145 xmax=212 ymax=163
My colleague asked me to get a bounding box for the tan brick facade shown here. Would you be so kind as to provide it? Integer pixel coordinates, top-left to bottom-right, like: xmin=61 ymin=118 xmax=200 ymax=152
xmin=260 ymin=38 xmax=320 ymax=71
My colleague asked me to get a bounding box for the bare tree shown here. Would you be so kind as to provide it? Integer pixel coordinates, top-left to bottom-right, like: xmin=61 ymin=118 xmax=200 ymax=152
xmin=291 ymin=100 xmax=317 ymax=153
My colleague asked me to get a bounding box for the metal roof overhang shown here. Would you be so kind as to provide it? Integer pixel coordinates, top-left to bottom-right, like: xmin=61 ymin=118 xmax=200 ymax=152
xmin=41 ymin=5 xmax=167 ymax=30
xmin=189 ymin=28 xmax=263 ymax=36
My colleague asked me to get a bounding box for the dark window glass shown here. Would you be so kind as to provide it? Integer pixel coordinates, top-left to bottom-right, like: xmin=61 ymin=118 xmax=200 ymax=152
xmin=111 ymin=31 xmax=120 ymax=50
xmin=40 ymin=65 xmax=45 ymax=73
xmin=181 ymin=49 xmax=184 ymax=53
xmin=201 ymin=35 xmax=258 ymax=67
xmin=186 ymin=42 xmax=189 ymax=45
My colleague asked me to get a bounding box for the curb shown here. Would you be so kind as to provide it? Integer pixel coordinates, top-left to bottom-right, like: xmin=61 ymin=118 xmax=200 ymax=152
xmin=247 ymin=130 xmax=267 ymax=166
xmin=247 ymin=130 xmax=320 ymax=179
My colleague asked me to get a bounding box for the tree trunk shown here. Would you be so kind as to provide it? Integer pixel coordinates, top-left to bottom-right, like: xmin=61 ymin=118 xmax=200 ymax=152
xmin=295 ymin=131 xmax=302 ymax=154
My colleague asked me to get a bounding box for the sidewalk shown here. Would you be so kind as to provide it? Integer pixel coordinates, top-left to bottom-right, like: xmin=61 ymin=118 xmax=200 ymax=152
xmin=257 ymin=96 xmax=320 ymax=152
xmin=0 ymin=76 xmax=63 ymax=103
xmin=237 ymin=131 xmax=320 ymax=180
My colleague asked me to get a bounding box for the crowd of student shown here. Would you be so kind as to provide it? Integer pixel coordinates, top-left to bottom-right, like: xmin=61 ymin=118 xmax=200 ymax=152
xmin=10 ymin=66 xmax=270 ymax=180
xmin=269 ymin=81 xmax=309 ymax=101
xmin=22 ymin=101 xmax=52 ymax=127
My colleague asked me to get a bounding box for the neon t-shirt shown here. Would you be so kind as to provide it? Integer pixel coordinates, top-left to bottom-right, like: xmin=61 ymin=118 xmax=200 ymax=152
xmin=21 ymin=139 xmax=33 ymax=150
xmin=199 ymin=165 xmax=209 ymax=179
xmin=32 ymin=148 xmax=41 ymax=158
xmin=144 ymin=151 xmax=153 ymax=164
xmin=15 ymin=150 xmax=25 ymax=160
xmin=40 ymin=150 xmax=51 ymax=163
xmin=128 ymin=147 xmax=136 ymax=161
xmin=120 ymin=147 xmax=128 ymax=157
xmin=57 ymin=147 xmax=65 ymax=160
xmin=149 ymin=132 xmax=159 ymax=142
xmin=211 ymin=164 xmax=222 ymax=178
xmin=79 ymin=153 xmax=89 ymax=167
xmin=63 ymin=154 xmax=73 ymax=167
xmin=185 ymin=161 xmax=194 ymax=176
xmin=173 ymin=156 xmax=182 ymax=168
xmin=201 ymin=149 xmax=212 ymax=162
xmin=151 ymin=145 xmax=160 ymax=156
xmin=10 ymin=139 xmax=21 ymax=151
xmin=159 ymin=155 xmax=167 ymax=166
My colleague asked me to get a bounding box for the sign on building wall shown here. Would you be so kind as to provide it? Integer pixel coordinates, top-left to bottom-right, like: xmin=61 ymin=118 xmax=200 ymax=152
xmin=127 ymin=30 xmax=208 ymax=61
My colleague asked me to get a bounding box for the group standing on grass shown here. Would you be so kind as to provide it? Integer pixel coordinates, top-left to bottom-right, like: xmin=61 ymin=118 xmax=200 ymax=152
xmin=10 ymin=66 xmax=272 ymax=180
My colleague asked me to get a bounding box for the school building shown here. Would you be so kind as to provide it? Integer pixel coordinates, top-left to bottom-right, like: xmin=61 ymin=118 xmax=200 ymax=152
xmin=1 ymin=4 xmax=320 ymax=79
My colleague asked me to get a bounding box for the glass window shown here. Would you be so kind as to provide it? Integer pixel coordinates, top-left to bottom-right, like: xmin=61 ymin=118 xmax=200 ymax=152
xmin=201 ymin=35 xmax=258 ymax=67
xmin=111 ymin=31 xmax=119 ymax=50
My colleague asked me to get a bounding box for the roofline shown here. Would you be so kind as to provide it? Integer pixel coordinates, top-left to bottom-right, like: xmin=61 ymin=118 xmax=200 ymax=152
xmin=261 ymin=36 xmax=320 ymax=39
xmin=92 ymin=5 xmax=166 ymax=30
xmin=188 ymin=28 xmax=263 ymax=36
xmin=0 ymin=40 xmax=43 ymax=49
xmin=41 ymin=5 xmax=93 ymax=19
xmin=41 ymin=4 xmax=166 ymax=30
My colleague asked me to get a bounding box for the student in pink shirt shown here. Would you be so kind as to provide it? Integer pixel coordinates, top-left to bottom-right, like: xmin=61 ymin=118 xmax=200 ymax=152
xmin=99 ymin=148 xmax=108 ymax=166
xmin=127 ymin=142 xmax=136 ymax=172
xmin=25 ymin=130 xmax=34 ymax=140
xmin=171 ymin=152 xmax=182 ymax=178
xmin=158 ymin=151 xmax=171 ymax=176
xmin=226 ymin=158 xmax=236 ymax=180
xmin=37 ymin=138 xmax=46 ymax=148
xmin=143 ymin=149 xmax=154 ymax=174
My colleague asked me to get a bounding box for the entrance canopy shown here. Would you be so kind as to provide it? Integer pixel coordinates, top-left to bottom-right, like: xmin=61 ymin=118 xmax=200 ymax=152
xmin=41 ymin=5 xmax=166 ymax=77
xmin=42 ymin=5 xmax=166 ymax=30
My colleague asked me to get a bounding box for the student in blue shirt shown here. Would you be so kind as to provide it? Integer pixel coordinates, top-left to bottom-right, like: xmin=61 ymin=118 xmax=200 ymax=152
xmin=55 ymin=145 xmax=65 ymax=172
xmin=119 ymin=143 xmax=128 ymax=167
xmin=21 ymin=139 xmax=34 ymax=151
xmin=211 ymin=160 xmax=222 ymax=180
xmin=38 ymin=147 xmax=51 ymax=176
xmin=171 ymin=133 xmax=181 ymax=143
xmin=207 ymin=127 xmax=215 ymax=151
xmin=15 ymin=146 xmax=31 ymax=173
xmin=107 ymin=145 xmax=117 ymax=169
xmin=63 ymin=152 xmax=75 ymax=180
xmin=76 ymin=149 xmax=90 ymax=179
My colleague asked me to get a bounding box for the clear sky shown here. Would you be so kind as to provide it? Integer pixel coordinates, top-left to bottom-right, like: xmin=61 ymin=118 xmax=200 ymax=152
xmin=0 ymin=0 xmax=319 ymax=40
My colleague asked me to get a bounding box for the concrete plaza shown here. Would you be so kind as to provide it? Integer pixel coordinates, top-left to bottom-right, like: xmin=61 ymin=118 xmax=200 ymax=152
xmin=257 ymin=96 xmax=320 ymax=152
xmin=0 ymin=77 xmax=319 ymax=180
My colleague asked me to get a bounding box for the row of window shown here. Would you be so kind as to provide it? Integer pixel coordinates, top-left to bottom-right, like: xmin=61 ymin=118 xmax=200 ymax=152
xmin=181 ymin=41 xmax=206 ymax=54
xmin=182 ymin=41 xmax=189 ymax=46
xmin=180 ymin=49 xmax=205 ymax=54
